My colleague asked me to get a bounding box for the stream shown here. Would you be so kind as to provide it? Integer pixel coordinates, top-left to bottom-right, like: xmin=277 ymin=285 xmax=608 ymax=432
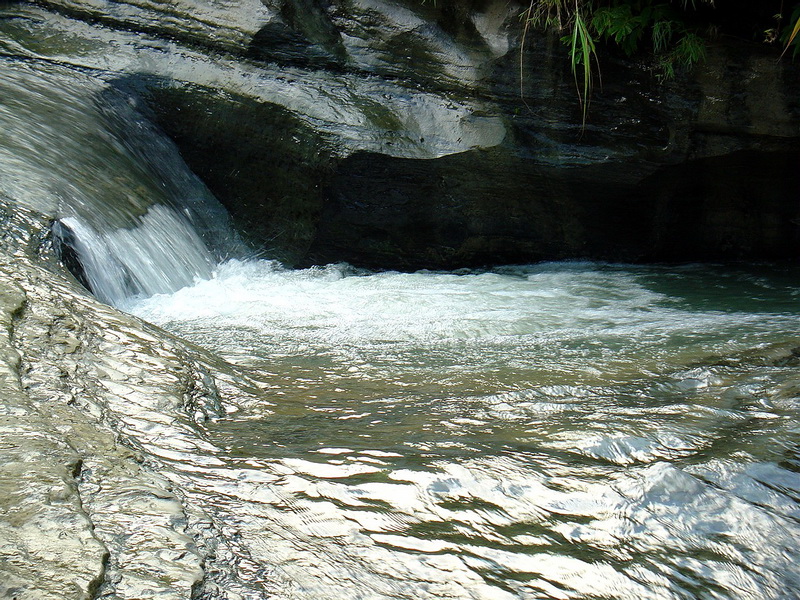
xmin=119 ymin=259 xmax=800 ymax=599
xmin=1 ymin=46 xmax=799 ymax=600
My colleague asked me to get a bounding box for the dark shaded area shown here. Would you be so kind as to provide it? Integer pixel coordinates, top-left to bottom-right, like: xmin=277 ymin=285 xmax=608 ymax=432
xmin=687 ymin=0 xmax=786 ymax=42
xmin=645 ymin=149 xmax=800 ymax=261
xmin=140 ymin=83 xmax=334 ymax=265
xmin=305 ymin=149 xmax=638 ymax=269
xmin=51 ymin=220 xmax=92 ymax=291
xmin=132 ymin=47 xmax=800 ymax=270
xmin=246 ymin=21 xmax=342 ymax=68
xmin=92 ymin=1 xmax=800 ymax=270
xmin=279 ymin=0 xmax=347 ymax=62
xmin=304 ymin=148 xmax=800 ymax=270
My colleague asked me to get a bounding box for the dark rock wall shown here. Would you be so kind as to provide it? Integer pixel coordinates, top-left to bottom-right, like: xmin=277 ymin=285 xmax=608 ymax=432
xmin=140 ymin=83 xmax=333 ymax=264
xmin=6 ymin=0 xmax=799 ymax=268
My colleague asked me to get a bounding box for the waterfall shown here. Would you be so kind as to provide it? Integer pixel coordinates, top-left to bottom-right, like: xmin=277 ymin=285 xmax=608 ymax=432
xmin=52 ymin=207 xmax=217 ymax=305
xmin=0 ymin=59 xmax=241 ymax=305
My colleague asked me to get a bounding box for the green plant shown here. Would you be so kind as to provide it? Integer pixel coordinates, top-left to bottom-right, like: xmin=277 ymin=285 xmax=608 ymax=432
xmin=780 ymin=3 xmax=800 ymax=59
xmin=658 ymin=31 xmax=706 ymax=79
xmin=521 ymin=0 xmax=599 ymax=127
xmin=521 ymin=0 xmax=711 ymax=126
xmin=591 ymin=1 xmax=706 ymax=77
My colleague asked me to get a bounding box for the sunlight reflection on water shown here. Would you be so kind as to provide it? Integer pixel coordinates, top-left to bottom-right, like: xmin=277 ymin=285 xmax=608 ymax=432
xmin=125 ymin=261 xmax=800 ymax=599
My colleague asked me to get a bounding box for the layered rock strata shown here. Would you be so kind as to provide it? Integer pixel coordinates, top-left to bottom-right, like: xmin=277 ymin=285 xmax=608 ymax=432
xmin=0 ymin=0 xmax=797 ymax=268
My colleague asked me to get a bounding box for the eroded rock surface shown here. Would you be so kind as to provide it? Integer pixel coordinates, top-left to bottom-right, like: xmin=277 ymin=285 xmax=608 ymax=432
xmin=0 ymin=273 xmax=106 ymax=600
xmin=1 ymin=0 xmax=797 ymax=267
xmin=0 ymin=204 xmax=246 ymax=599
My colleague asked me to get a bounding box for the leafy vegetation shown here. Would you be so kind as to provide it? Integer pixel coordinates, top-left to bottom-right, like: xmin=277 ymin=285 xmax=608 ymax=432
xmin=521 ymin=0 xmax=800 ymax=125
xmin=414 ymin=0 xmax=799 ymax=124
xmin=521 ymin=0 xmax=713 ymax=125
xmin=781 ymin=4 xmax=800 ymax=59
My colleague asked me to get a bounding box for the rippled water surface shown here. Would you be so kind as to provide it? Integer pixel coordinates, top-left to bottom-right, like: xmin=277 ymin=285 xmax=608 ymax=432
xmin=124 ymin=261 xmax=800 ymax=600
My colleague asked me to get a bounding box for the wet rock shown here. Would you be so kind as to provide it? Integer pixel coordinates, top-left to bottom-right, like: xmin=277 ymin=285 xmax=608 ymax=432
xmin=0 ymin=204 xmax=233 ymax=599
xmin=306 ymin=147 xmax=648 ymax=269
xmin=28 ymin=0 xmax=275 ymax=53
xmin=0 ymin=0 xmax=798 ymax=266
xmin=140 ymin=86 xmax=334 ymax=264
xmin=0 ymin=277 xmax=107 ymax=600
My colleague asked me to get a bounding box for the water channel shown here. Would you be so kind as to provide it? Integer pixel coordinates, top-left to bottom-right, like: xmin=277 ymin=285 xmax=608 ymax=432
xmin=120 ymin=259 xmax=800 ymax=599
xmin=1 ymin=50 xmax=799 ymax=600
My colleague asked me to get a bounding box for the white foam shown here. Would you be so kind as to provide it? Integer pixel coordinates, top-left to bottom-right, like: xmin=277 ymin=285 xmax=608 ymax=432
xmin=126 ymin=260 xmax=655 ymax=339
xmin=57 ymin=205 xmax=215 ymax=306
xmin=124 ymin=260 xmax=791 ymax=350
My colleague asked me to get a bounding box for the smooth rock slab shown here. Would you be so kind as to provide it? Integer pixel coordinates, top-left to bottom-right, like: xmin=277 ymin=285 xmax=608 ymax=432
xmin=0 ymin=206 xmax=213 ymax=599
xmin=0 ymin=279 xmax=107 ymax=600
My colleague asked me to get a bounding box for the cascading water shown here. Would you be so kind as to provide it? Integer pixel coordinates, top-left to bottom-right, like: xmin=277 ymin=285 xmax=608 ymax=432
xmin=52 ymin=207 xmax=217 ymax=305
xmin=0 ymin=59 xmax=240 ymax=305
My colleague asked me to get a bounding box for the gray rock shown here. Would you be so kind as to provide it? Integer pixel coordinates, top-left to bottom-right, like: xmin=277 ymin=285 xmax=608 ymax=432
xmin=0 ymin=205 xmax=226 ymax=599
xmin=0 ymin=277 xmax=108 ymax=600
xmin=0 ymin=0 xmax=798 ymax=267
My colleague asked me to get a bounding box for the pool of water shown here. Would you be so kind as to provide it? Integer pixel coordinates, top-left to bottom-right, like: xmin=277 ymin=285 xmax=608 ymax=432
xmin=123 ymin=260 xmax=800 ymax=600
